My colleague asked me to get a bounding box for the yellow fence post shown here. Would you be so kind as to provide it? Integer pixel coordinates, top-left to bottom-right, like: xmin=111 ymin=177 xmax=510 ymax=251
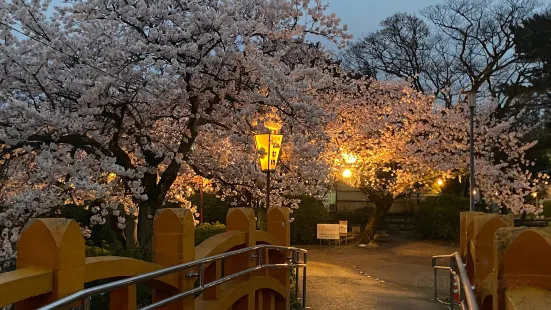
xmin=110 ymin=284 xmax=137 ymax=310
xmin=267 ymin=207 xmax=291 ymax=310
xmin=460 ymin=211 xmax=484 ymax=261
xmin=153 ymin=208 xmax=196 ymax=310
xmin=470 ymin=214 xmax=513 ymax=307
xmin=225 ymin=208 xmax=257 ymax=309
xmin=15 ymin=218 xmax=85 ymax=310
xmin=493 ymin=227 xmax=551 ymax=310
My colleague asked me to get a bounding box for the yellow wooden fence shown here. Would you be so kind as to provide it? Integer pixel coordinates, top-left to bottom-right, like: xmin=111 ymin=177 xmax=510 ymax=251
xmin=0 ymin=207 xmax=292 ymax=310
xmin=460 ymin=212 xmax=551 ymax=310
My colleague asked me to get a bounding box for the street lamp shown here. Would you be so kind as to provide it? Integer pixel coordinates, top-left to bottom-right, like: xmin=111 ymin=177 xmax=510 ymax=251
xmin=342 ymin=169 xmax=352 ymax=178
xmin=532 ymin=192 xmax=539 ymax=208
xmin=254 ymin=123 xmax=283 ymax=209
xmin=437 ymin=179 xmax=444 ymax=186
xmin=467 ymin=90 xmax=477 ymax=212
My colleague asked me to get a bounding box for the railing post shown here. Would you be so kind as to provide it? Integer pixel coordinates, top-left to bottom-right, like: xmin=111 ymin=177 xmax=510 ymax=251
xmin=302 ymin=252 xmax=307 ymax=309
xmin=294 ymin=251 xmax=299 ymax=306
xmin=153 ymin=209 xmax=196 ymax=310
xmin=267 ymin=207 xmax=291 ymax=310
xmin=15 ymin=218 xmax=85 ymax=310
xmin=449 ymin=256 xmax=455 ymax=309
xmin=432 ymin=258 xmax=438 ymax=301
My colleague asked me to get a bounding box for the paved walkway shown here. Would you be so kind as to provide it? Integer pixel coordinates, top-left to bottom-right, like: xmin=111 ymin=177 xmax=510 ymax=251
xmin=303 ymin=239 xmax=456 ymax=309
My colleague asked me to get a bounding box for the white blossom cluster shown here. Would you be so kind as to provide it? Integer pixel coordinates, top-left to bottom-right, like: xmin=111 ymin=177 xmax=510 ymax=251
xmin=326 ymin=80 xmax=546 ymax=214
xmin=0 ymin=0 xmax=544 ymax=272
xmin=0 ymin=0 xmax=348 ymax=268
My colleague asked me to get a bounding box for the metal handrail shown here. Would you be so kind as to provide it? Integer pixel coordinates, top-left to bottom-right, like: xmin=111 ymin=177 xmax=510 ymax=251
xmin=40 ymin=244 xmax=308 ymax=310
xmin=432 ymin=252 xmax=478 ymax=310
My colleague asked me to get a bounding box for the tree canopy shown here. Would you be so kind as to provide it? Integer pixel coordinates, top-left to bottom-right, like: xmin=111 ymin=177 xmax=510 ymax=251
xmin=0 ymin=0 xmax=349 ymax=264
xmin=0 ymin=0 xmax=548 ymax=265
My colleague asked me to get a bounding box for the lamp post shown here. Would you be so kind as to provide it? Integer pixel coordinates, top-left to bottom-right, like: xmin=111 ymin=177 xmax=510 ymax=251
xmin=532 ymin=192 xmax=539 ymax=209
xmin=194 ymin=176 xmax=206 ymax=224
xmin=255 ymin=128 xmax=283 ymax=209
xmin=467 ymin=90 xmax=477 ymax=212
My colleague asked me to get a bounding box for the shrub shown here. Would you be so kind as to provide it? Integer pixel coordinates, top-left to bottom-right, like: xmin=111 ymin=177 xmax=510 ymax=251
xmin=83 ymin=240 xmax=153 ymax=308
xmin=330 ymin=207 xmax=374 ymax=227
xmin=414 ymin=195 xmax=469 ymax=240
xmin=290 ymin=196 xmax=330 ymax=244
xmin=543 ymin=200 xmax=551 ymax=218
xmin=188 ymin=193 xmax=231 ymax=224
xmin=195 ymin=222 xmax=227 ymax=245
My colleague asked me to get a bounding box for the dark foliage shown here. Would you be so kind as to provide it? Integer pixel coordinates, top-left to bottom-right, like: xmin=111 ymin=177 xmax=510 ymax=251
xmin=414 ymin=195 xmax=469 ymax=240
xmin=290 ymin=196 xmax=330 ymax=244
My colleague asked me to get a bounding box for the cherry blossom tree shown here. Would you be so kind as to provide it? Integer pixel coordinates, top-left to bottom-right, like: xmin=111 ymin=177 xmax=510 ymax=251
xmin=0 ymin=0 xmax=350 ymax=267
xmin=325 ymin=80 xmax=547 ymax=243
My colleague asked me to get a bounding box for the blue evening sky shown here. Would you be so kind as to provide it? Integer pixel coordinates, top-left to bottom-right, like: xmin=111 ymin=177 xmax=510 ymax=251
xmin=325 ymin=0 xmax=445 ymax=39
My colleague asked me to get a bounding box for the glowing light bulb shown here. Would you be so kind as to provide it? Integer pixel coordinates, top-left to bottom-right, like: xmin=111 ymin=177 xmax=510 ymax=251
xmin=437 ymin=179 xmax=443 ymax=186
xmin=342 ymin=169 xmax=352 ymax=178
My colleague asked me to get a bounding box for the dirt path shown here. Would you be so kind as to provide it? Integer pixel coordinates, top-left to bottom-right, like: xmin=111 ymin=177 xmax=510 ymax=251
xmin=301 ymin=238 xmax=457 ymax=309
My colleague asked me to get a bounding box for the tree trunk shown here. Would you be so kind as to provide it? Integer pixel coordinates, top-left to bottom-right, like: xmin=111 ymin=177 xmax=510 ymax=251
xmin=124 ymin=214 xmax=139 ymax=248
xmin=107 ymin=213 xmax=128 ymax=248
xmin=137 ymin=202 xmax=154 ymax=251
xmin=359 ymin=194 xmax=394 ymax=244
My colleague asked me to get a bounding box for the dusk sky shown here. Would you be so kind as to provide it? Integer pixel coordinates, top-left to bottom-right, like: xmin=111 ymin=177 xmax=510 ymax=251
xmin=48 ymin=0 xmax=445 ymax=40
xmin=326 ymin=0 xmax=445 ymax=39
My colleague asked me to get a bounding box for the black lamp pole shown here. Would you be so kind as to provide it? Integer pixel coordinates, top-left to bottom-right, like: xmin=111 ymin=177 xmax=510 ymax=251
xmin=468 ymin=91 xmax=476 ymax=212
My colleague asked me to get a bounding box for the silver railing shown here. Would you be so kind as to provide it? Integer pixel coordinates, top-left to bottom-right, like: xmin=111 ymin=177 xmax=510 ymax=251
xmin=432 ymin=252 xmax=478 ymax=310
xmin=40 ymin=244 xmax=307 ymax=310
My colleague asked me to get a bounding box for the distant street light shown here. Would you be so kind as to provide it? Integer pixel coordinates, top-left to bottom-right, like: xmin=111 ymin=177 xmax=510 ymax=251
xmin=532 ymin=192 xmax=539 ymax=207
xmin=342 ymin=169 xmax=352 ymax=178
xmin=437 ymin=179 xmax=444 ymax=186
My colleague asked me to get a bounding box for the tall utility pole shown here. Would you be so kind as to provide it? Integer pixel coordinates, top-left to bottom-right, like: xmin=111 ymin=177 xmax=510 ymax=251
xmin=266 ymin=133 xmax=271 ymax=209
xmin=467 ymin=91 xmax=477 ymax=212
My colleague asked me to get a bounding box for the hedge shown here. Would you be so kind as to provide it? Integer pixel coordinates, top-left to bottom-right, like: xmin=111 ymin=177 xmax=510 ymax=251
xmin=195 ymin=222 xmax=227 ymax=245
xmin=290 ymin=196 xmax=330 ymax=244
xmin=414 ymin=195 xmax=469 ymax=240
xmin=543 ymin=200 xmax=551 ymax=218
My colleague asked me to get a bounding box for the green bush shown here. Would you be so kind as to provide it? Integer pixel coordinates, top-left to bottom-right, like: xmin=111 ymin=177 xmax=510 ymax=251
xmin=414 ymin=195 xmax=469 ymax=240
xmin=290 ymin=196 xmax=330 ymax=244
xmin=543 ymin=201 xmax=551 ymax=218
xmin=189 ymin=193 xmax=231 ymax=224
xmin=195 ymin=222 xmax=227 ymax=245
xmin=83 ymin=240 xmax=153 ymax=308
xmin=330 ymin=207 xmax=374 ymax=227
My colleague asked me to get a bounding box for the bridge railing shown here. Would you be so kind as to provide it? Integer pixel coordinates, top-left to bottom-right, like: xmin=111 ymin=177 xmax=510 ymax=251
xmin=41 ymin=244 xmax=307 ymax=310
xmin=432 ymin=252 xmax=478 ymax=310
xmin=0 ymin=207 xmax=301 ymax=310
xmin=435 ymin=211 xmax=551 ymax=310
